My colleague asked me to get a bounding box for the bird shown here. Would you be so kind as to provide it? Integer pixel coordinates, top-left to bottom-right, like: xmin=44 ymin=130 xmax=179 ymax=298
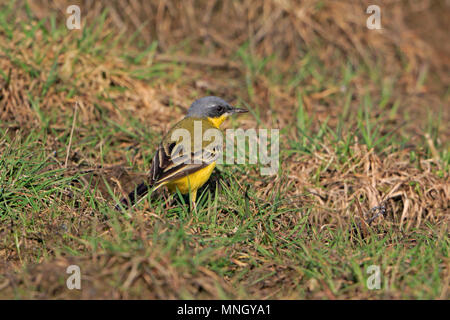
xmin=115 ymin=96 xmax=248 ymax=211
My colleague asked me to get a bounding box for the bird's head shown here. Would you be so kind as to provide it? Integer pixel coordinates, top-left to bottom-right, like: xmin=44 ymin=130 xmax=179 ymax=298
xmin=186 ymin=96 xmax=248 ymax=128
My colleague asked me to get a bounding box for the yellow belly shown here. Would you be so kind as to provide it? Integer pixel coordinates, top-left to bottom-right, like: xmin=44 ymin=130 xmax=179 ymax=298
xmin=166 ymin=162 xmax=216 ymax=195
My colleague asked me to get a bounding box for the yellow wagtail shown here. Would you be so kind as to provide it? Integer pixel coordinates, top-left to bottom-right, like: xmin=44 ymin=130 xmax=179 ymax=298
xmin=115 ymin=96 xmax=247 ymax=210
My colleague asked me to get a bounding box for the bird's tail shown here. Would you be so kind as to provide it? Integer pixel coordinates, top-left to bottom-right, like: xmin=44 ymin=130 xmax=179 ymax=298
xmin=114 ymin=181 xmax=150 ymax=211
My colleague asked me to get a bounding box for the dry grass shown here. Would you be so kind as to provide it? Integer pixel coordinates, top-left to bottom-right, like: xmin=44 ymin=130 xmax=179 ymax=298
xmin=284 ymin=144 xmax=449 ymax=228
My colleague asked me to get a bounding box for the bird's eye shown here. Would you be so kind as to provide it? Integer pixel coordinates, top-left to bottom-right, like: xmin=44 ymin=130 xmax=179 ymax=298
xmin=217 ymin=105 xmax=224 ymax=113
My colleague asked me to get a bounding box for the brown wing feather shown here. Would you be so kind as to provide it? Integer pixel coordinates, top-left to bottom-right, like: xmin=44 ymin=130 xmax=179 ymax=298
xmin=116 ymin=119 xmax=222 ymax=211
xmin=150 ymin=142 xmax=214 ymax=188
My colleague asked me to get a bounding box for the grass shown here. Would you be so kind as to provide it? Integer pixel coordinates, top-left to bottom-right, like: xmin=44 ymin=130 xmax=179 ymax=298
xmin=0 ymin=1 xmax=448 ymax=299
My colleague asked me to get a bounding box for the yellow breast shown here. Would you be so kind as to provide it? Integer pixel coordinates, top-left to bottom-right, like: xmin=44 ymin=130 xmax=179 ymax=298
xmin=207 ymin=114 xmax=228 ymax=128
xmin=166 ymin=162 xmax=216 ymax=195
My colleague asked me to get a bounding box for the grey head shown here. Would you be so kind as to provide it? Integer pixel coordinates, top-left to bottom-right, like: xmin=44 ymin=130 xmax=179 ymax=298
xmin=186 ymin=96 xmax=247 ymax=118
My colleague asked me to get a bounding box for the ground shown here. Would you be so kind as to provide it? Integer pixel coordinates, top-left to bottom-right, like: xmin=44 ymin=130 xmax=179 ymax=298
xmin=0 ymin=0 xmax=448 ymax=299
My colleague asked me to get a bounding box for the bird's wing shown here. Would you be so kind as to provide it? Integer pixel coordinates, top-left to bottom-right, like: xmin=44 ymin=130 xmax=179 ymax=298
xmin=115 ymin=119 xmax=222 ymax=210
xmin=149 ymin=135 xmax=222 ymax=188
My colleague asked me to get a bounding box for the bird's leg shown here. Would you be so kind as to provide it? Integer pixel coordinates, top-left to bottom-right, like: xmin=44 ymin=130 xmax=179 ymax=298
xmin=190 ymin=189 xmax=197 ymax=212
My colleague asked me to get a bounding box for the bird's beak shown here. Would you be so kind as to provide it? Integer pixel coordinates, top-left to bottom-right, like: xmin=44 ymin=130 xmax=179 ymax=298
xmin=231 ymin=107 xmax=248 ymax=114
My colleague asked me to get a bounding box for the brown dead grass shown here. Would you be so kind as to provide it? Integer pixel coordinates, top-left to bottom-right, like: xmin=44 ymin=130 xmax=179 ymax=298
xmin=1 ymin=253 xmax=235 ymax=299
xmin=5 ymin=0 xmax=447 ymax=140
xmin=27 ymin=0 xmax=450 ymax=78
xmin=282 ymin=144 xmax=449 ymax=229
